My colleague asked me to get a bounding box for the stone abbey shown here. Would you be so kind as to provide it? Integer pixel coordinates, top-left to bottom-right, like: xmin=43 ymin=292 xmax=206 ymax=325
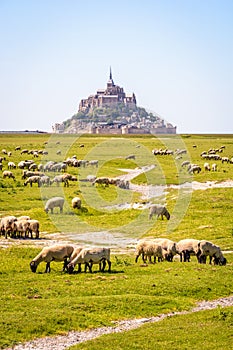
xmin=78 ymin=68 xmax=137 ymax=113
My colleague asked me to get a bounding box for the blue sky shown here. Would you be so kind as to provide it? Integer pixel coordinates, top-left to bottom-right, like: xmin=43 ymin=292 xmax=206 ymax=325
xmin=0 ymin=0 xmax=233 ymax=133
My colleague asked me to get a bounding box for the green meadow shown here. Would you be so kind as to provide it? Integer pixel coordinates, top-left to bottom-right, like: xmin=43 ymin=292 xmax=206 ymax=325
xmin=0 ymin=133 xmax=233 ymax=349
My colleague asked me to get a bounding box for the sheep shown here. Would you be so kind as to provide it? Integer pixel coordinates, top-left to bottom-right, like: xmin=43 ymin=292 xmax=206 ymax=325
xmin=30 ymin=244 xmax=74 ymax=273
xmin=2 ymin=170 xmax=15 ymax=180
xmin=24 ymin=176 xmax=41 ymax=187
xmin=21 ymin=149 xmax=29 ymax=155
xmin=22 ymin=170 xmax=44 ymax=179
xmin=29 ymin=163 xmax=38 ymax=171
xmin=15 ymin=219 xmax=30 ymax=238
xmin=67 ymin=247 xmax=111 ymax=274
xmin=188 ymin=164 xmax=201 ymax=174
xmin=0 ymin=215 xmax=17 ymax=238
xmin=135 ymin=240 xmax=164 ymax=263
xmin=212 ymin=163 xmax=217 ymax=171
xmin=0 ymin=163 xmax=2 ymax=171
xmin=15 ymin=146 xmax=21 ymax=151
xmin=51 ymin=174 xmax=71 ymax=187
xmin=8 ymin=161 xmax=16 ymax=169
xmin=28 ymin=219 xmax=40 ymax=238
xmin=39 ymin=175 xmax=51 ymax=186
xmin=92 ymin=177 xmax=110 ymax=186
xmin=152 ymin=238 xmax=177 ymax=262
xmin=17 ymin=215 xmax=31 ymax=221
xmin=176 ymin=239 xmax=200 ymax=262
xmin=88 ymin=160 xmax=99 ymax=167
xmin=221 ymin=157 xmax=229 ymax=163
xmin=149 ymin=204 xmax=170 ymax=220
xmin=204 ymin=162 xmax=210 ymax=171
xmin=72 ymin=197 xmax=81 ymax=209
xmin=181 ymin=161 xmax=190 ymax=168
xmin=125 ymin=154 xmax=136 ymax=160
xmin=44 ymin=197 xmax=65 ymax=214
xmin=196 ymin=240 xmax=227 ymax=265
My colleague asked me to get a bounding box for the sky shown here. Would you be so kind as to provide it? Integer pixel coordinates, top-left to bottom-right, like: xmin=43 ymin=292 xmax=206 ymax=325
xmin=0 ymin=0 xmax=233 ymax=134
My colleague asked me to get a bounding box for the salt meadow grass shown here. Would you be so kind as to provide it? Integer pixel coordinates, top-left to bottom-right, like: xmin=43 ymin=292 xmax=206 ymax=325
xmin=0 ymin=133 xmax=233 ymax=349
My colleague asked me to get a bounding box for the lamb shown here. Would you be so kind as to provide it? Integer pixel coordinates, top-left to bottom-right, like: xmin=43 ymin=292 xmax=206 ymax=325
xmin=28 ymin=219 xmax=40 ymax=238
xmin=135 ymin=240 xmax=164 ymax=263
xmin=149 ymin=204 xmax=170 ymax=220
xmin=176 ymin=239 xmax=200 ymax=262
xmin=44 ymin=197 xmax=65 ymax=214
xmin=196 ymin=240 xmax=227 ymax=265
xmin=67 ymin=247 xmax=111 ymax=274
xmin=2 ymin=170 xmax=15 ymax=180
xmin=72 ymin=197 xmax=82 ymax=209
xmin=30 ymin=244 xmax=74 ymax=273
xmin=24 ymin=176 xmax=41 ymax=187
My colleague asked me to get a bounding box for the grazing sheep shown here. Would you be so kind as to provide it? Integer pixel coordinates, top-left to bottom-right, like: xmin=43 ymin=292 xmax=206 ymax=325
xmin=221 ymin=157 xmax=229 ymax=164
xmin=29 ymin=163 xmax=38 ymax=171
xmin=67 ymin=247 xmax=111 ymax=274
xmin=88 ymin=160 xmax=99 ymax=167
xmin=21 ymin=149 xmax=29 ymax=155
xmin=51 ymin=174 xmax=71 ymax=187
xmin=8 ymin=161 xmax=16 ymax=169
xmin=2 ymin=170 xmax=15 ymax=180
xmin=181 ymin=161 xmax=190 ymax=168
xmin=30 ymin=244 xmax=74 ymax=273
xmin=24 ymin=176 xmax=41 ymax=187
xmin=176 ymin=239 xmax=200 ymax=262
xmin=204 ymin=162 xmax=210 ymax=171
xmin=135 ymin=240 xmax=164 ymax=263
xmin=22 ymin=170 xmax=44 ymax=179
xmin=44 ymin=197 xmax=65 ymax=214
xmin=0 ymin=163 xmax=2 ymax=171
xmin=196 ymin=240 xmax=227 ymax=265
xmin=153 ymin=238 xmax=177 ymax=262
xmin=92 ymin=177 xmax=110 ymax=186
xmin=72 ymin=197 xmax=82 ymax=209
xmin=2 ymin=149 xmax=7 ymax=155
xmin=67 ymin=246 xmax=84 ymax=272
xmin=188 ymin=164 xmax=201 ymax=174
xmin=149 ymin=204 xmax=170 ymax=220
xmin=15 ymin=146 xmax=21 ymax=151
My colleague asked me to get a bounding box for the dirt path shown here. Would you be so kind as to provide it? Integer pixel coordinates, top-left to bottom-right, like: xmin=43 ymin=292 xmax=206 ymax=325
xmin=5 ymin=295 xmax=233 ymax=350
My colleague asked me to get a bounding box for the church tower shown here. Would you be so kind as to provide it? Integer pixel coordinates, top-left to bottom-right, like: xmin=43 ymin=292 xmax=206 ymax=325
xmin=107 ymin=67 xmax=115 ymax=89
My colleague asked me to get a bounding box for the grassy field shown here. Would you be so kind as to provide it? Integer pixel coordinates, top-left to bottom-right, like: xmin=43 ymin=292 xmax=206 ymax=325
xmin=0 ymin=133 xmax=233 ymax=349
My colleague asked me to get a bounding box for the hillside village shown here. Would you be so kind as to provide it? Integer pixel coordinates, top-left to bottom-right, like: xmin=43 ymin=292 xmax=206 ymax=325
xmin=52 ymin=69 xmax=176 ymax=135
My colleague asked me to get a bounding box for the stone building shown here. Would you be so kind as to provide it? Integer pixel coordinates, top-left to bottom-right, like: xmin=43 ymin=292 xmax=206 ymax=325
xmin=78 ymin=68 xmax=137 ymax=112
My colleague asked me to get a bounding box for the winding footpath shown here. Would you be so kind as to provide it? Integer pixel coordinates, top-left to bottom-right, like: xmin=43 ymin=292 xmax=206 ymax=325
xmin=5 ymin=296 xmax=233 ymax=350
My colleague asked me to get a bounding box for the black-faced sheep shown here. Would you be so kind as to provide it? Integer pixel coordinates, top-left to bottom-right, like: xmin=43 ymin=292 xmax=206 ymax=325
xmin=72 ymin=197 xmax=81 ymax=209
xmin=67 ymin=247 xmax=111 ymax=274
xmin=149 ymin=204 xmax=170 ymax=220
xmin=196 ymin=240 xmax=227 ymax=265
xmin=176 ymin=239 xmax=200 ymax=262
xmin=44 ymin=197 xmax=65 ymax=214
xmin=30 ymin=244 xmax=74 ymax=273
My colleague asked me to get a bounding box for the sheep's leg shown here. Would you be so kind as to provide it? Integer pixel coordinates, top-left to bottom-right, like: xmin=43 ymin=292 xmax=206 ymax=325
xmin=63 ymin=258 xmax=68 ymax=271
xmin=45 ymin=262 xmax=51 ymax=273
xmin=101 ymin=259 xmax=106 ymax=272
xmin=135 ymin=254 xmax=140 ymax=263
xmin=77 ymin=263 xmax=82 ymax=273
xmin=107 ymin=260 xmax=111 ymax=272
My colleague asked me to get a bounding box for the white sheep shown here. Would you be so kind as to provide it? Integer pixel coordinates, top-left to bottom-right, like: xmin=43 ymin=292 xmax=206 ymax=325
xmin=67 ymin=247 xmax=111 ymax=274
xmin=196 ymin=240 xmax=227 ymax=265
xmin=92 ymin=177 xmax=110 ymax=186
xmin=8 ymin=161 xmax=16 ymax=169
xmin=15 ymin=219 xmax=30 ymax=238
xmin=30 ymin=244 xmax=74 ymax=273
xmin=88 ymin=160 xmax=99 ymax=167
xmin=152 ymin=238 xmax=177 ymax=262
xmin=67 ymin=246 xmax=84 ymax=272
xmin=3 ymin=170 xmax=15 ymax=180
xmin=17 ymin=216 xmax=31 ymax=221
xmin=28 ymin=219 xmax=40 ymax=238
xmin=44 ymin=197 xmax=65 ymax=214
xmin=72 ymin=197 xmax=82 ymax=209
xmin=0 ymin=215 xmax=17 ymax=238
xmin=135 ymin=240 xmax=164 ymax=263
xmin=24 ymin=176 xmax=41 ymax=187
xmin=212 ymin=163 xmax=217 ymax=171
xmin=149 ymin=204 xmax=170 ymax=220
xmin=176 ymin=239 xmax=200 ymax=262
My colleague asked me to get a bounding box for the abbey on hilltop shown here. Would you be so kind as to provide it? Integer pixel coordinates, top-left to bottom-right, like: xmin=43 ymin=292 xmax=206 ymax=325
xmin=52 ymin=68 xmax=176 ymax=134
xmin=79 ymin=67 xmax=137 ymax=113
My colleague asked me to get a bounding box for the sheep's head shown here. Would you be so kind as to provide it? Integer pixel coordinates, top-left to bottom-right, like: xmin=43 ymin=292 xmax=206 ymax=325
xmin=30 ymin=261 xmax=37 ymax=273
